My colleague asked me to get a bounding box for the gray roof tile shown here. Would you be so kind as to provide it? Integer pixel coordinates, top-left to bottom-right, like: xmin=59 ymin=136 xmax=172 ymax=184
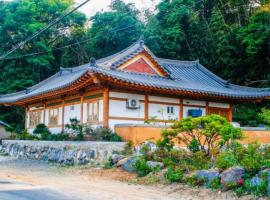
xmin=0 ymin=40 xmax=269 ymax=103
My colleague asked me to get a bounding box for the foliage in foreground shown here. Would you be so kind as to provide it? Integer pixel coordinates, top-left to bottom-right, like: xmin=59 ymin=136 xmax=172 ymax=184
xmin=15 ymin=119 xmax=122 ymax=142
xmin=131 ymin=115 xmax=270 ymax=197
xmin=157 ymin=115 xmax=243 ymax=156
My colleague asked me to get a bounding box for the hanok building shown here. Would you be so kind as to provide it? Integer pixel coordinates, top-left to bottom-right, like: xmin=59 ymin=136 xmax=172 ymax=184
xmin=0 ymin=39 xmax=269 ymax=134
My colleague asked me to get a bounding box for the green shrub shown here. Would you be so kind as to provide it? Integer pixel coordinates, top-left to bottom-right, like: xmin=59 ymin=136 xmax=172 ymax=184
xmin=33 ymin=123 xmax=51 ymax=140
xmin=164 ymin=166 xmax=183 ymax=183
xmin=133 ymin=157 xmax=151 ymax=177
xmin=188 ymin=139 xmax=200 ymax=153
xmin=215 ymin=152 xmax=238 ymax=170
xmin=16 ymin=130 xmax=39 ymax=140
xmin=103 ymin=156 xmax=114 ymax=169
xmin=92 ymin=127 xmax=122 ymax=141
xmin=122 ymin=141 xmax=133 ymax=155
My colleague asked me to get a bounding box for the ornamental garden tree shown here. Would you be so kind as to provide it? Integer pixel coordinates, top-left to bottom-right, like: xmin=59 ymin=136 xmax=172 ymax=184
xmin=157 ymin=114 xmax=243 ymax=156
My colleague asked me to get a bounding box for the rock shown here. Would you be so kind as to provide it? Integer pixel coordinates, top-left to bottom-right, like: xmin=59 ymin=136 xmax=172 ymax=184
xmin=111 ymin=154 xmax=125 ymax=165
xmin=146 ymin=161 xmax=164 ymax=169
xmin=250 ymin=175 xmax=262 ymax=187
xmin=116 ymin=157 xmax=128 ymax=167
xmin=122 ymin=157 xmax=138 ymax=173
xmin=135 ymin=141 xmax=157 ymax=155
xmin=220 ymin=166 xmax=245 ymax=188
xmin=48 ymin=149 xmax=61 ymax=162
xmin=195 ymin=169 xmax=220 ymax=183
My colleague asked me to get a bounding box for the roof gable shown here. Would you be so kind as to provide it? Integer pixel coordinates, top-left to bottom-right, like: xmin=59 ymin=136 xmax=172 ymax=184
xmin=118 ymin=53 xmax=166 ymax=76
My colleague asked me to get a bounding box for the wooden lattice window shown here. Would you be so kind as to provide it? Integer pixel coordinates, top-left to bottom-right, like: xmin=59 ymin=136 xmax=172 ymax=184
xmin=87 ymin=101 xmax=99 ymax=124
xmin=29 ymin=111 xmax=41 ymax=128
xmin=49 ymin=108 xmax=59 ymax=127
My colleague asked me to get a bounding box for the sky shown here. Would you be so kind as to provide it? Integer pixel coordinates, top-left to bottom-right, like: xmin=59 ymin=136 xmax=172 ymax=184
xmin=75 ymin=0 xmax=160 ymax=17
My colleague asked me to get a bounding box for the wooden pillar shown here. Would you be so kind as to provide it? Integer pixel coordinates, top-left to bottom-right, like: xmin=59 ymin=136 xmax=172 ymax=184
xmin=61 ymin=98 xmax=65 ymax=131
xmin=103 ymin=88 xmax=109 ymax=128
xmin=43 ymin=103 xmax=46 ymax=124
xmin=206 ymin=101 xmax=209 ymax=115
xmin=25 ymin=106 xmax=29 ymax=129
xmin=144 ymin=95 xmax=149 ymax=121
xmin=179 ymin=99 xmax=183 ymax=121
xmin=80 ymin=95 xmax=84 ymax=124
xmin=228 ymin=104 xmax=233 ymax=122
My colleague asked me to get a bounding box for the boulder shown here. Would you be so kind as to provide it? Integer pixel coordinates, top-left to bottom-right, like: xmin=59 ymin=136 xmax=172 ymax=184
xmin=249 ymin=175 xmax=262 ymax=188
xmin=146 ymin=161 xmax=164 ymax=169
xmin=111 ymin=154 xmax=125 ymax=165
xmin=135 ymin=141 xmax=157 ymax=155
xmin=195 ymin=169 xmax=220 ymax=183
xmin=121 ymin=157 xmax=139 ymax=173
xmin=220 ymin=166 xmax=245 ymax=187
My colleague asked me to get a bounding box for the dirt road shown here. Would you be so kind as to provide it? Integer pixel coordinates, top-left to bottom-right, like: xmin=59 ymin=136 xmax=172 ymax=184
xmin=0 ymin=156 xmax=264 ymax=200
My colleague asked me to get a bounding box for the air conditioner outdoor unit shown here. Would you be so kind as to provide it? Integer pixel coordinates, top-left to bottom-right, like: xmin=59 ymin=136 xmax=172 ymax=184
xmin=126 ymin=99 xmax=140 ymax=109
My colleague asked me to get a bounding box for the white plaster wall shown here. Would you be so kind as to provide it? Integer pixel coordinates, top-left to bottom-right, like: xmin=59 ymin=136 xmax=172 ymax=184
xmin=58 ymin=108 xmax=63 ymax=126
xmin=83 ymin=103 xmax=88 ymax=123
xmin=109 ymin=119 xmax=145 ymax=130
xmin=110 ymin=91 xmax=145 ymax=100
xmin=149 ymin=103 xmax=179 ymax=120
xmin=183 ymin=106 xmax=206 ymax=118
xmin=99 ymin=100 xmax=104 ymax=122
xmin=209 ymin=102 xmax=230 ymax=108
xmin=149 ymin=96 xmax=179 ymax=104
xmin=183 ymin=99 xmax=206 ymax=106
xmin=64 ymin=104 xmax=81 ymax=124
xmin=26 ymin=112 xmax=30 ymax=128
xmin=44 ymin=109 xmax=49 ymax=126
xmin=109 ymin=100 xmax=145 ymax=118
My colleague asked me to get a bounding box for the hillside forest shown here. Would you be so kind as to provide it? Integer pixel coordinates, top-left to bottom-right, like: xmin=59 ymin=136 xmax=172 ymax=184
xmin=0 ymin=0 xmax=269 ymax=132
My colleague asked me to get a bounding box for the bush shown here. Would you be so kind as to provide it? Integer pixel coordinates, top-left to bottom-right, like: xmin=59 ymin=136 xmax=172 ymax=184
xmin=188 ymin=139 xmax=200 ymax=153
xmin=133 ymin=157 xmax=151 ymax=177
xmin=164 ymin=166 xmax=183 ymax=183
xmin=33 ymin=124 xmax=51 ymax=140
xmin=16 ymin=130 xmax=39 ymax=140
xmin=92 ymin=127 xmax=122 ymax=141
xmin=215 ymin=152 xmax=238 ymax=170
xmin=122 ymin=141 xmax=133 ymax=155
xmin=157 ymin=115 xmax=243 ymax=156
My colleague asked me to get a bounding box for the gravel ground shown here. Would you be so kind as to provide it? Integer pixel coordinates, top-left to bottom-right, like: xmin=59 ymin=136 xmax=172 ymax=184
xmin=0 ymin=155 xmax=267 ymax=200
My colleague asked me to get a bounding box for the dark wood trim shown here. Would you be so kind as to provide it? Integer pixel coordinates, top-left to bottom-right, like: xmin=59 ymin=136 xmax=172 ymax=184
xmin=61 ymin=99 xmax=65 ymax=131
xmin=109 ymin=116 xmax=144 ymax=121
xmin=80 ymin=95 xmax=84 ymax=125
xmin=103 ymin=88 xmax=109 ymax=128
xmin=149 ymin=101 xmax=179 ymax=106
xmin=179 ymin=99 xmax=183 ymax=121
xmin=145 ymin=95 xmax=149 ymax=121
xmin=183 ymin=104 xmax=206 ymax=108
xmin=229 ymin=104 xmax=233 ymax=122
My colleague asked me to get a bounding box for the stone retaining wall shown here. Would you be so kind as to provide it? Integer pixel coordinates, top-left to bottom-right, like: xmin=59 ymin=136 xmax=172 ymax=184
xmin=0 ymin=140 xmax=126 ymax=165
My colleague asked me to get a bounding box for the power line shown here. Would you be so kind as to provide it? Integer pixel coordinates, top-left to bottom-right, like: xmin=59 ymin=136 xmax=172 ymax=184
xmin=0 ymin=24 xmax=138 ymax=61
xmin=0 ymin=0 xmax=91 ymax=60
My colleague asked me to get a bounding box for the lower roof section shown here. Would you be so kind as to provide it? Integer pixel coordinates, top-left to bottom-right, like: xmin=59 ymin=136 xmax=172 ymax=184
xmin=0 ymin=65 xmax=269 ymax=106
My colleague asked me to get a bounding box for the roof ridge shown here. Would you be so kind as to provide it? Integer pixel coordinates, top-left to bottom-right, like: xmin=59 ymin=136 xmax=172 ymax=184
xmin=157 ymin=58 xmax=198 ymax=65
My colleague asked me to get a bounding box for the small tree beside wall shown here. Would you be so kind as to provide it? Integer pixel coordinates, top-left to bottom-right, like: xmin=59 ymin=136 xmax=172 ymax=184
xmin=157 ymin=114 xmax=243 ymax=156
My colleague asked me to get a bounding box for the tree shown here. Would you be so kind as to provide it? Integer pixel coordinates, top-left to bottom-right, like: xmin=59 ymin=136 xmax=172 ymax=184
xmin=157 ymin=115 xmax=243 ymax=156
xmin=88 ymin=0 xmax=143 ymax=58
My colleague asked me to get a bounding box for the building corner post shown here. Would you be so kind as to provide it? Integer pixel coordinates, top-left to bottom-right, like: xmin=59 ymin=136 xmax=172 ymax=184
xmin=103 ymin=88 xmax=109 ymax=128
xmin=229 ymin=104 xmax=233 ymax=122
xmin=24 ymin=106 xmax=29 ymax=130
xmin=144 ymin=95 xmax=149 ymax=122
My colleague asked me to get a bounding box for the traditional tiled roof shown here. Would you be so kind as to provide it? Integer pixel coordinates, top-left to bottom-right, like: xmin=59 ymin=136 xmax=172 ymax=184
xmin=0 ymin=39 xmax=269 ymax=104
